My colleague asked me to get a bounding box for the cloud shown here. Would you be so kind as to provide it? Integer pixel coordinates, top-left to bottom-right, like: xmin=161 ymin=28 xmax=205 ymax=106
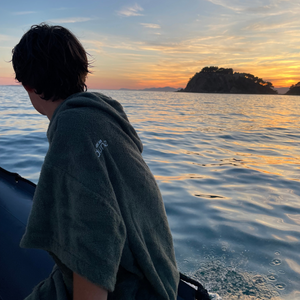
xmin=47 ymin=17 xmax=93 ymax=24
xmin=204 ymin=0 xmax=300 ymax=16
xmin=0 ymin=34 xmax=10 ymax=41
xmin=205 ymin=0 xmax=243 ymax=12
xmin=140 ymin=23 xmax=161 ymax=29
xmin=117 ymin=4 xmax=144 ymax=17
xmin=245 ymin=20 xmax=299 ymax=32
xmin=12 ymin=11 xmax=37 ymax=15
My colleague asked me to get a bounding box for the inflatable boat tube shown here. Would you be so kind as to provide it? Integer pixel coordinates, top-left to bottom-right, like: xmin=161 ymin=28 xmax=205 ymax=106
xmin=0 ymin=167 xmax=210 ymax=300
xmin=0 ymin=167 xmax=54 ymax=300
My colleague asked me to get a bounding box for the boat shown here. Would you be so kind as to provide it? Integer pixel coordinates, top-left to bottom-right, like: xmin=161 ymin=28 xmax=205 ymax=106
xmin=0 ymin=166 xmax=213 ymax=300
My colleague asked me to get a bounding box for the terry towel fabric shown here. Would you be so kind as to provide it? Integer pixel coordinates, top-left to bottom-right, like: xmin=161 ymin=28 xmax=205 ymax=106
xmin=20 ymin=92 xmax=179 ymax=300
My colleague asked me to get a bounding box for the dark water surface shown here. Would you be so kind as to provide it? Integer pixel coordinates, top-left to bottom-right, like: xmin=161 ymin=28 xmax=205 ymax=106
xmin=1 ymin=86 xmax=300 ymax=299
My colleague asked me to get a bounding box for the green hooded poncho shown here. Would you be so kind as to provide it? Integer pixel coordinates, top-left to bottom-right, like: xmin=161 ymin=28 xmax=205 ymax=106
xmin=20 ymin=92 xmax=179 ymax=300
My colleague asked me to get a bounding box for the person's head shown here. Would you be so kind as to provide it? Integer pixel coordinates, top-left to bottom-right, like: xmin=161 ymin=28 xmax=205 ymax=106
xmin=12 ymin=23 xmax=90 ymax=101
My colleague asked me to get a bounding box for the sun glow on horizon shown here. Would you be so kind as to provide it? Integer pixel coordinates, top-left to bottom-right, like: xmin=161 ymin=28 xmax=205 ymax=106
xmin=1 ymin=0 xmax=300 ymax=91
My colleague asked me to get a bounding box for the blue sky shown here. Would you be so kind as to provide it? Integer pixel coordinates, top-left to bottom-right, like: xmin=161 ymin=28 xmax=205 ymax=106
xmin=1 ymin=0 xmax=300 ymax=89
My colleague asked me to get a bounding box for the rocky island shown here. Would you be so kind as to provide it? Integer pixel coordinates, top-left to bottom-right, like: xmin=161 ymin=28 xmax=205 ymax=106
xmin=285 ymin=82 xmax=300 ymax=95
xmin=179 ymin=67 xmax=278 ymax=94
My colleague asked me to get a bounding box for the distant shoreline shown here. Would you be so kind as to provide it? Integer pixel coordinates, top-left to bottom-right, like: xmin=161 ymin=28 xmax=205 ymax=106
xmin=0 ymin=85 xmax=291 ymax=95
xmin=119 ymin=87 xmax=181 ymax=92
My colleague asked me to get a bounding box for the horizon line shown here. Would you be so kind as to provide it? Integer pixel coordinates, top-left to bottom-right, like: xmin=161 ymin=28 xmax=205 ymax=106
xmin=0 ymin=84 xmax=291 ymax=89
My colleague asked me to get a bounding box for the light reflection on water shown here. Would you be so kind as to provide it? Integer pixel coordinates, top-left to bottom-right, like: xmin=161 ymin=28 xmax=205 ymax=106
xmin=1 ymin=86 xmax=300 ymax=299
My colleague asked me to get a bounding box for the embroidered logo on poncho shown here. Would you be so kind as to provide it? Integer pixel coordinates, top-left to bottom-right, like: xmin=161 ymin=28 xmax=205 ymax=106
xmin=95 ymin=139 xmax=108 ymax=157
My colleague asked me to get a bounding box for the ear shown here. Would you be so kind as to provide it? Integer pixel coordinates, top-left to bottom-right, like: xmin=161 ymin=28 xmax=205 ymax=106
xmin=23 ymin=85 xmax=34 ymax=93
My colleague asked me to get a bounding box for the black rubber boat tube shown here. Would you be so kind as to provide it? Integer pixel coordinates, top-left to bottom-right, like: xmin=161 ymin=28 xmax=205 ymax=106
xmin=0 ymin=167 xmax=54 ymax=300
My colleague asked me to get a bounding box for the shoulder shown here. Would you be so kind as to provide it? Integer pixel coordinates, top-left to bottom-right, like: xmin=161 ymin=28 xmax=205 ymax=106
xmin=49 ymin=103 xmax=110 ymax=143
xmin=49 ymin=92 xmax=124 ymax=133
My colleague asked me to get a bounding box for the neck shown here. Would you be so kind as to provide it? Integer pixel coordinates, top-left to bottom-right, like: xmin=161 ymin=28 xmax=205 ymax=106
xmin=24 ymin=86 xmax=65 ymax=120
xmin=45 ymin=99 xmax=65 ymax=120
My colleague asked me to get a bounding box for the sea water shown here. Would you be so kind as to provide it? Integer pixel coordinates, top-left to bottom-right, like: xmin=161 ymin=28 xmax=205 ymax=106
xmin=1 ymin=85 xmax=300 ymax=299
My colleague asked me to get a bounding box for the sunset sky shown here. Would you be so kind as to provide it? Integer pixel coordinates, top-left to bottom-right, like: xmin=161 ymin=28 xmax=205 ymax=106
xmin=1 ymin=0 xmax=300 ymax=90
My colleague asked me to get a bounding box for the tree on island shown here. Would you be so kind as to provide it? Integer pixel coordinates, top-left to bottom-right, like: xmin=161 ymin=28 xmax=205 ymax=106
xmin=180 ymin=66 xmax=277 ymax=94
xmin=285 ymin=82 xmax=300 ymax=95
xmin=201 ymin=66 xmax=234 ymax=75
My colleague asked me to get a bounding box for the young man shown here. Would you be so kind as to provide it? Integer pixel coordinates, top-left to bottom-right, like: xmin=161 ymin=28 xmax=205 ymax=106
xmin=12 ymin=24 xmax=179 ymax=300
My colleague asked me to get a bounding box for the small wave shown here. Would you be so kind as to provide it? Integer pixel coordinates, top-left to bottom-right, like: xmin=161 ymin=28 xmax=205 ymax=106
xmin=192 ymin=260 xmax=282 ymax=300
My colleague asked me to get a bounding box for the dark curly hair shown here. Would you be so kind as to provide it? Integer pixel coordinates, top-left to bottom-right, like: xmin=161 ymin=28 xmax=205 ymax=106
xmin=12 ymin=23 xmax=91 ymax=101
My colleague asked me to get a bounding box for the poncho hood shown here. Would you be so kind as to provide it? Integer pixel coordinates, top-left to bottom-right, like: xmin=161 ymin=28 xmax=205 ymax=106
xmin=48 ymin=92 xmax=143 ymax=153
